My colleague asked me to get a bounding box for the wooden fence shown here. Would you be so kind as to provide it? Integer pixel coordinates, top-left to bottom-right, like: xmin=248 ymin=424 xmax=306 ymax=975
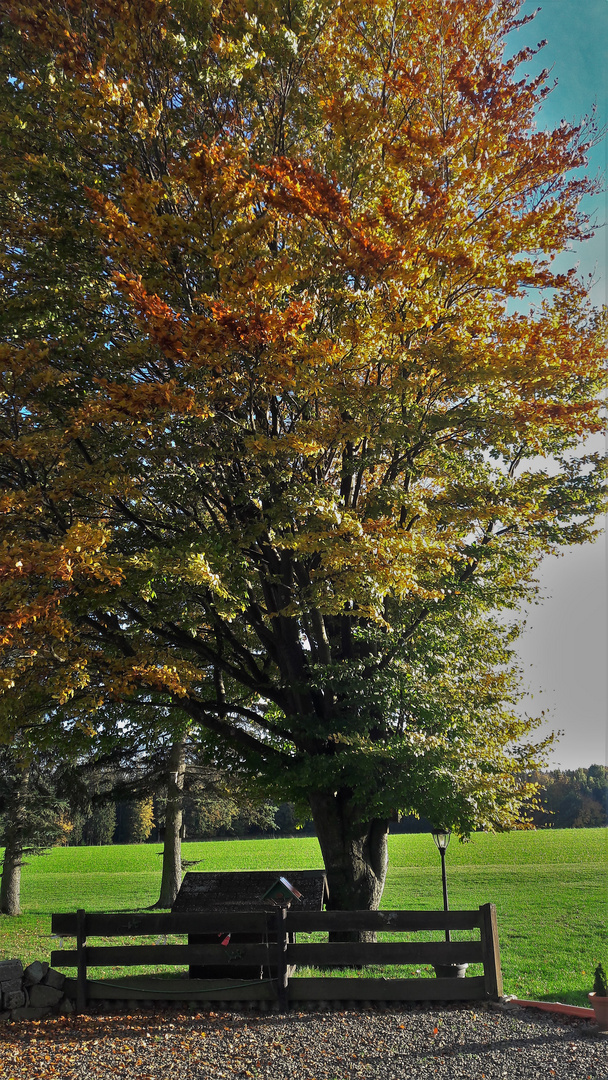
xmin=51 ymin=904 xmax=503 ymax=1012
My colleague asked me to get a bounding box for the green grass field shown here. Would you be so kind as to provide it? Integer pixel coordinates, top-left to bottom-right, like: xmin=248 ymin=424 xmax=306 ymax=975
xmin=1 ymin=828 xmax=606 ymax=1007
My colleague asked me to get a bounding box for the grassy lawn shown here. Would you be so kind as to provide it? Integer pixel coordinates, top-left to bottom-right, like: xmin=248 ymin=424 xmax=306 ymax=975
xmin=1 ymin=828 xmax=605 ymax=1007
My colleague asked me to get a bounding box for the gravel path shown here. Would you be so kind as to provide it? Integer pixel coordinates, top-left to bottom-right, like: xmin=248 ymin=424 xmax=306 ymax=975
xmin=1 ymin=1003 xmax=607 ymax=1079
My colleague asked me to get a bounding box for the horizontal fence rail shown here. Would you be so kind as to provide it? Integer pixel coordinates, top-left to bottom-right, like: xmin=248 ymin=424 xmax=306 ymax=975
xmin=51 ymin=908 xmax=483 ymax=937
xmin=51 ymin=944 xmax=275 ymax=968
xmin=50 ymin=904 xmax=503 ymax=1013
xmin=51 ymin=911 xmax=271 ymax=936
xmin=286 ymin=910 xmax=483 ymax=933
xmin=286 ymin=941 xmax=484 ymax=967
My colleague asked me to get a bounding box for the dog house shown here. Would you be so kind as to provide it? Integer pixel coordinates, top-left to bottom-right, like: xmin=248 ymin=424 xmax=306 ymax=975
xmin=172 ymin=870 xmax=328 ymax=979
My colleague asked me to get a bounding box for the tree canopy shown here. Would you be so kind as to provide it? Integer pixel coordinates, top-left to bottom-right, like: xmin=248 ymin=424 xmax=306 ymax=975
xmin=0 ymin=0 xmax=605 ymax=907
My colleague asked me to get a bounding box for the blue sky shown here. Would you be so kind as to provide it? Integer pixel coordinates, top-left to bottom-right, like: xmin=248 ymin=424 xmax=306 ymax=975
xmin=505 ymin=1 xmax=607 ymax=770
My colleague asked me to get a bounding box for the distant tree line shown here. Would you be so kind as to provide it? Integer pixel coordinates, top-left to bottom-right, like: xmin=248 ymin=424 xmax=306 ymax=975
xmin=68 ymin=764 xmax=606 ymax=842
xmin=1 ymin=748 xmax=605 ymax=916
xmin=3 ymin=757 xmax=604 ymax=856
xmin=523 ymin=765 xmax=607 ymax=829
xmin=386 ymin=766 xmax=607 ymax=833
xmin=64 ymin=791 xmax=315 ymax=846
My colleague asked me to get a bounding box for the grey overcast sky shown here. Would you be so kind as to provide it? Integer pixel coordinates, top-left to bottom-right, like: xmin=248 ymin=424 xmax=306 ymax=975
xmin=505 ymin=1 xmax=607 ymax=770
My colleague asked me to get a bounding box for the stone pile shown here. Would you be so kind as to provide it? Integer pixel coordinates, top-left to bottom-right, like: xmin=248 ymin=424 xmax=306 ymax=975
xmin=0 ymin=958 xmax=74 ymax=1021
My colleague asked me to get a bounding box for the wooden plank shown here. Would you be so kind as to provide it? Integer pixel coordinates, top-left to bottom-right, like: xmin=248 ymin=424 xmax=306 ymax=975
xmin=63 ymin=977 xmax=276 ymax=1003
xmin=52 ymin=951 xmax=77 ymax=968
xmin=61 ymin=973 xmax=486 ymax=1004
xmin=53 ymin=940 xmax=482 ymax=970
xmin=52 ymin=914 xmax=79 ymax=935
xmin=52 ymin=908 xmax=481 ymax=937
xmin=285 ymin=910 xmax=481 ymax=933
xmin=287 ymin=941 xmax=482 ymax=967
xmin=75 ymin=908 xmax=87 ymax=1015
xmin=479 ymin=903 xmax=503 ymax=1001
xmin=51 ymin=942 xmax=273 ymax=968
xmin=52 ymin=911 xmax=270 ymax=936
xmin=288 ymin=976 xmax=487 ymax=1002
xmin=275 ymin=907 xmax=289 ymax=1012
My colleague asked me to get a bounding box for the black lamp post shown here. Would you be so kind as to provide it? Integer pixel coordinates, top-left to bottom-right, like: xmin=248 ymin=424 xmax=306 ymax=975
xmin=431 ymin=827 xmax=452 ymax=942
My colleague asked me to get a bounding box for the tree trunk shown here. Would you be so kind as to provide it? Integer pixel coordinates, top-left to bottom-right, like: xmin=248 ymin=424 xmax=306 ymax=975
xmin=0 ymin=835 xmax=23 ymax=916
xmin=155 ymin=739 xmax=186 ymax=908
xmin=308 ymin=789 xmax=389 ymax=942
xmin=0 ymin=765 xmax=30 ymax=916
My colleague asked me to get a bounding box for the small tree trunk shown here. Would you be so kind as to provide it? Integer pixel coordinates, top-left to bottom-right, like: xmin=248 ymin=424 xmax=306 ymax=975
xmin=0 ymin=765 xmax=30 ymax=916
xmin=155 ymin=739 xmax=186 ymax=908
xmin=0 ymin=835 xmax=23 ymax=916
xmin=308 ymin=789 xmax=389 ymax=942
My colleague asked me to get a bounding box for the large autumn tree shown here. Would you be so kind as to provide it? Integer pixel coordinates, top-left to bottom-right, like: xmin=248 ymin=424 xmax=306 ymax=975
xmin=0 ymin=0 xmax=605 ymax=910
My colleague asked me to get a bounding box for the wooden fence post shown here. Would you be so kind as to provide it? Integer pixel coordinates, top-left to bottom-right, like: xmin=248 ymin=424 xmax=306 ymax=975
xmin=275 ymin=906 xmax=289 ymax=1012
xmin=75 ymin=908 xmax=87 ymax=1014
xmin=479 ymin=903 xmax=503 ymax=1000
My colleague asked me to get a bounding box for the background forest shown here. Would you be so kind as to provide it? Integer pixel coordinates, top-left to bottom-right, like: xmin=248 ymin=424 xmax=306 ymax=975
xmin=1 ymin=757 xmax=605 ymax=850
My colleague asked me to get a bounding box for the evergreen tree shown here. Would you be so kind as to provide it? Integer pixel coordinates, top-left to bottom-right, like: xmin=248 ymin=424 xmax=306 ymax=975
xmin=0 ymin=743 xmax=71 ymax=915
xmin=81 ymin=801 xmax=116 ymax=846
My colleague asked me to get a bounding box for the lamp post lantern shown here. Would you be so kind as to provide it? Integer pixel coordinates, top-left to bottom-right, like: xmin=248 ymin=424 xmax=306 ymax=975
xmin=431 ymin=827 xmax=452 ymax=942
